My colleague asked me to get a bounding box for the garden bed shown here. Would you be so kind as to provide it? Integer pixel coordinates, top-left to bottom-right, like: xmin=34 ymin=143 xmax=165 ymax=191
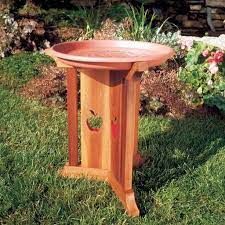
xmin=0 ymin=1 xmax=225 ymax=224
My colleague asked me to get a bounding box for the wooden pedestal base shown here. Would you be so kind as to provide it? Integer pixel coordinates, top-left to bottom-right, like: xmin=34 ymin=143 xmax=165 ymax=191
xmin=60 ymin=163 xmax=140 ymax=217
xmin=57 ymin=66 xmax=144 ymax=217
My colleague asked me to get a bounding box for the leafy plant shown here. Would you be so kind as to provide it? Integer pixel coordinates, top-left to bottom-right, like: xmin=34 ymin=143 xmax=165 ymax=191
xmin=179 ymin=41 xmax=225 ymax=111
xmin=0 ymin=11 xmax=19 ymax=57
xmin=41 ymin=8 xmax=78 ymax=27
xmin=124 ymin=4 xmax=156 ymax=41
xmin=0 ymin=11 xmax=50 ymax=56
xmin=75 ymin=7 xmax=103 ymax=39
xmin=151 ymin=31 xmax=180 ymax=49
xmin=119 ymin=4 xmax=179 ymax=48
xmin=106 ymin=3 xmax=127 ymax=22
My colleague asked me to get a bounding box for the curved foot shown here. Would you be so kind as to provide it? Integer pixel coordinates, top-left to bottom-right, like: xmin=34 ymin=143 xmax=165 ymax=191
xmin=109 ymin=174 xmax=140 ymax=217
xmin=125 ymin=191 xmax=140 ymax=217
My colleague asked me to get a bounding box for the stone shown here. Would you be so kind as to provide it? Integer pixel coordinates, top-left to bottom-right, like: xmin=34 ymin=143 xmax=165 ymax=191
xmin=211 ymin=8 xmax=225 ymax=14
xmin=212 ymin=20 xmax=225 ymax=28
xmin=182 ymin=29 xmax=201 ymax=36
xmin=189 ymin=14 xmax=198 ymax=20
xmin=198 ymin=18 xmax=208 ymax=24
xmin=187 ymin=0 xmax=204 ymax=3
xmin=176 ymin=15 xmax=188 ymax=22
xmin=199 ymin=7 xmax=207 ymax=13
xmin=211 ymin=14 xmax=225 ymax=20
xmin=167 ymin=0 xmax=176 ymax=5
xmin=183 ymin=20 xmax=204 ymax=28
xmin=70 ymin=0 xmax=96 ymax=6
xmin=190 ymin=4 xmax=202 ymax=10
xmin=168 ymin=6 xmax=177 ymax=13
xmin=206 ymin=0 xmax=225 ymax=8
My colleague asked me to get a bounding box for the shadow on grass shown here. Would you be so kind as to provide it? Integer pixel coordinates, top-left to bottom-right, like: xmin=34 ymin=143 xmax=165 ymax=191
xmin=135 ymin=115 xmax=225 ymax=215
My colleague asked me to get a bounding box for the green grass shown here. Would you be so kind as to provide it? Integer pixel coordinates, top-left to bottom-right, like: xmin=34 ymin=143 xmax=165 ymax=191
xmin=0 ymin=52 xmax=53 ymax=90
xmin=0 ymin=83 xmax=225 ymax=224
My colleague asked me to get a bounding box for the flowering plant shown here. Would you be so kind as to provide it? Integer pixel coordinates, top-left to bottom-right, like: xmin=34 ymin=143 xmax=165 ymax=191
xmin=0 ymin=11 xmax=19 ymax=58
xmin=179 ymin=41 xmax=225 ymax=111
xmin=0 ymin=11 xmax=50 ymax=58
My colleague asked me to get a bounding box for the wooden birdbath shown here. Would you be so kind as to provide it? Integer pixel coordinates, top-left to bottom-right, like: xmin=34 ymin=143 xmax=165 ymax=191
xmin=47 ymin=40 xmax=174 ymax=217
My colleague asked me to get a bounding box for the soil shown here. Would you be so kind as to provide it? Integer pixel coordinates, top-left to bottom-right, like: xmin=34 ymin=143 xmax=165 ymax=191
xmin=94 ymin=18 xmax=119 ymax=40
xmin=56 ymin=27 xmax=84 ymax=42
xmin=20 ymin=65 xmax=67 ymax=108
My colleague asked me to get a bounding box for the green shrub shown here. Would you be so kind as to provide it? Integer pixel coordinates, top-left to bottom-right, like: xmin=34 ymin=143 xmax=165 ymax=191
xmin=41 ymin=8 xmax=78 ymax=27
xmin=41 ymin=7 xmax=103 ymax=38
xmin=0 ymin=52 xmax=54 ymax=89
xmin=179 ymin=41 xmax=225 ymax=112
xmin=75 ymin=7 xmax=102 ymax=39
xmin=106 ymin=3 xmax=127 ymax=22
xmin=0 ymin=12 xmax=19 ymax=57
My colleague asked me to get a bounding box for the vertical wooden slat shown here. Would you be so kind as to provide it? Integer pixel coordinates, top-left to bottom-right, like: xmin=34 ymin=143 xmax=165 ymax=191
xmin=80 ymin=69 xmax=111 ymax=169
xmin=67 ymin=67 xmax=78 ymax=166
xmin=121 ymin=73 xmax=141 ymax=191
xmin=133 ymin=72 xmax=142 ymax=163
xmin=110 ymin=71 xmax=126 ymax=181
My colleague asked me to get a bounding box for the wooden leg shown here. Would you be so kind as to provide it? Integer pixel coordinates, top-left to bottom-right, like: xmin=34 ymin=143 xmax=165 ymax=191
xmin=109 ymin=71 xmax=140 ymax=216
xmin=67 ymin=68 xmax=78 ymax=166
xmin=108 ymin=173 xmax=139 ymax=217
xmin=132 ymin=72 xmax=144 ymax=168
xmin=118 ymin=73 xmax=141 ymax=216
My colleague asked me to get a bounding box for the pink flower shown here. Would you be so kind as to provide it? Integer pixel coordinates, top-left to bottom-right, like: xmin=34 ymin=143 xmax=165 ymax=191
xmin=214 ymin=51 xmax=224 ymax=63
xmin=207 ymin=56 xmax=214 ymax=63
xmin=209 ymin=62 xmax=219 ymax=74
xmin=202 ymin=49 xmax=209 ymax=57
xmin=207 ymin=50 xmax=224 ymax=64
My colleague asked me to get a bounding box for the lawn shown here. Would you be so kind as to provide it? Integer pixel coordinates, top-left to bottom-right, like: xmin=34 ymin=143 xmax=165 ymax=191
xmin=0 ymin=82 xmax=225 ymax=224
xmin=1 ymin=1 xmax=225 ymax=223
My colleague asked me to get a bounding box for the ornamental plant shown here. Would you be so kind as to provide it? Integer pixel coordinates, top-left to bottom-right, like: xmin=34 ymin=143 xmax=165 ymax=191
xmin=120 ymin=4 xmax=180 ymax=49
xmin=0 ymin=11 xmax=19 ymax=58
xmin=0 ymin=10 xmax=51 ymax=57
xmin=179 ymin=41 xmax=225 ymax=112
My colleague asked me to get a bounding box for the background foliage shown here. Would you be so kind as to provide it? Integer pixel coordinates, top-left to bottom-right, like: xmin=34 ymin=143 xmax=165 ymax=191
xmin=179 ymin=42 xmax=225 ymax=112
